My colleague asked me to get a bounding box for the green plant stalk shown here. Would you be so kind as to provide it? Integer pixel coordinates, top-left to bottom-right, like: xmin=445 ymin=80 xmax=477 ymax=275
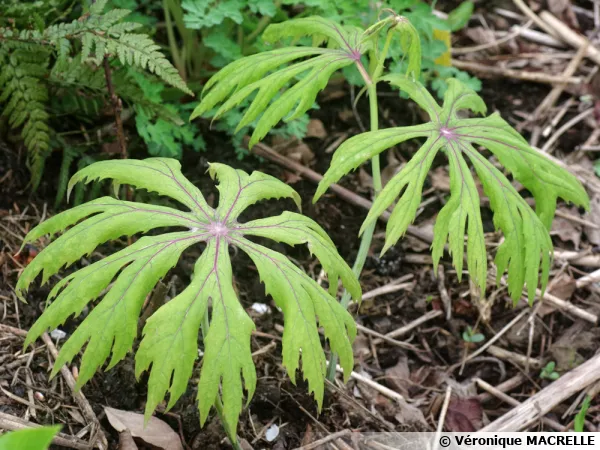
xmin=163 ymin=0 xmax=185 ymax=79
xmin=200 ymin=314 xmax=243 ymax=450
xmin=325 ymin=66 xmax=382 ymax=382
xmin=371 ymin=29 xmax=394 ymax=82
xmin=245 ymin=2 xmax=281 ymax=45
xmin=164 ymin=0 xmax=202 ymax=79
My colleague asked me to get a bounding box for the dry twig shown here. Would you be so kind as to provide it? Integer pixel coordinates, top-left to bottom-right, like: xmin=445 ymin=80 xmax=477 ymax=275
xmin=475 ymin=378 xmax=565 ymax=431
xmin=540 ymin=11 xmax=600 ymax=65
xmin=481 ymin=351 xmax=600 ymax=431
xmin=451 ymin=59 xmax=582 ymax=85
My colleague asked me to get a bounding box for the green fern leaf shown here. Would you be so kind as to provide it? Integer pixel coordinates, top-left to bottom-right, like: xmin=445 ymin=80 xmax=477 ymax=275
xmin=182 ymin=0 xmax=245 ymax=29
xmin=36 ymin=6 xmax=192 ymax=95
xmin=0 ymin=46 xmax=51 ymax=189
xmin=90 ymin=0 xmax=110 ymax=15
xmin=315 ymin=76 xmax=589 ymax=303
xmin=17 ymin=158 xmax=359 ymax=436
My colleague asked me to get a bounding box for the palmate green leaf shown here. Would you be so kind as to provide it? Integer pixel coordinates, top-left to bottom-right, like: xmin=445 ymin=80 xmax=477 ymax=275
xmin=191 ymin=16 xmax=370 ymax=146
xmin=233 ymin=236 xmax=356 ymax=408
xmin=316 ymin=76 xmax=589 ymax=303
xmin=364 ymin=14 xmax=422 ymax=80
xmin=17 ymin=158 xmax=359 ymax=436
xmin=191 ymin=14 xmax=424 ymax=147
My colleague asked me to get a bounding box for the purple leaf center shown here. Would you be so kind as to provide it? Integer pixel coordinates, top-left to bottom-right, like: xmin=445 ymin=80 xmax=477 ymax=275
xmin=208 ymin=221 xmax=229 ymax=237
xmin=439 ymin=126 xmax=457 ymax=141
xmin=349 ymin=49 xmax=362 ymax=61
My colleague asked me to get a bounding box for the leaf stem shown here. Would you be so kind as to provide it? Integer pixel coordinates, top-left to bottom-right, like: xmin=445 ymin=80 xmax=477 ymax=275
xmin=245 ymin=2 xmax=281 ymax=45
xmin=326 ymin=62 xmax=382 ymax=382
xmin=102 ymin=57 xmax=127 ymax=160
xmin=372 ymin=30 xmax=394 ymax=83
xmin=200 ymin=315 xmax=243 ymax=450
xmin=162 ymin=0 xmax=185 ymax=79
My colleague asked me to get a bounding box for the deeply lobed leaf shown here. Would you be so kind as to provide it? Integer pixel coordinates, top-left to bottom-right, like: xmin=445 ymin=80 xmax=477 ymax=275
xmin=232 ymin=236 xmax=356 ymax=408
xmin=18 ymin=158 xmax=360 ymax=437
xmin=16 ymin=196 xmax=203 ymax=294
xmin=191 ymin=17 xmax=369 ymax=146
xmin=316 ymin=75 xmax=589 ymax=302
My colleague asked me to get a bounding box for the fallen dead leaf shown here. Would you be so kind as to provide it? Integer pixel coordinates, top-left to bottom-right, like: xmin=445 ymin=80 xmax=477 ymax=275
xmin=355 ymin=369 xmax=379 ymax=401
xmin=465 ymin=27 xmax=500 ymax=53
xmin=357 ymin=167 xmax=373 ymax=192
xmin=271 ymin=135 xmax=315 ymax=165
xmin=385 ymin=354 xmax=410 ymax=398
xmin=306 ymin=119 xmax=327 ymax=139
xmin=430 ymin=167 xmax=450 ymax=192
xmin=584 ymin=193 xmax=600 ymax=246
xmin=338 ymin=108 xmax=355 ymax=123
xmin=550 ymin=323 xmax=598 ymax=371
xmin=445 ymin=397 xmax=483 ymax=432
xmin=104 ymin=407 xmax=183 ymax=450
xmin=275 ymin=140 xmax=315 ymax=165
xmin=102 ymin=140 xmax=123 ymax=155
xmin=505 ymin=315 xmax=542 ymax=347
xmin=352 ymin=335 xmax=371 ymax=361
xmin=403 ymin=220 xmax=434 ymax=253
xmin=381 ymin=151 xmax=403 ymax=188
xmin=119 ymin=430 xmax=138 ymax=450
xmin=548 ymin=272 xmax=576 ymax=301
xmin=281 ymin=170 xmax=302 ymax=184
xmin=410 ymin=366 xmax=446 ymax=391
xmin=551 ymin=207 xmax=582 ymax=248
xmin=240 ymin=438 xmax=254 ymax=450
xmin=394 ymin=397 xmax=428 ymax=428
xmin=66 ymin=408 xmax=86 ymax=426
xmin=548 ymin=0 xmax=579 ymax=29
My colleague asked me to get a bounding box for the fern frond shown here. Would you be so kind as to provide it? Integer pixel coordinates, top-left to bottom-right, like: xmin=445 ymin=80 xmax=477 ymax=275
xmin=1 ymin=4 xmax=192 ymax=96
xmin=49 ymin=55 xmax=106 ymax=91
xmin=0 ymin=46 xmax=51 ymax=189
xmin=316 ymin=76 xmax=589 ymax=303
xmin=49 ymin=17 xmax=191 ymax=94
xmin=49 ymin=58 xmax=183 ymax=124
xmin=17 ymin=158 xmax=359 ymax=435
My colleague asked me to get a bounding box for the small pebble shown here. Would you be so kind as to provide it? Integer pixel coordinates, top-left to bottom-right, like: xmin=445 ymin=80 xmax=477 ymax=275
xmin=265 ymin=424 xmax=279 ymax=442
xmin=50 ymin=329 xmax=67 ymax=340
xmin=251 ymin=303 xmax=270 ymax=315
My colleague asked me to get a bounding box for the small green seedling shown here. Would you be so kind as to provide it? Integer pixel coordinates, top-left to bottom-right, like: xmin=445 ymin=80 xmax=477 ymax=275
xmin=0 ymin=426 xmax=60 ymax=450
xmin=16 ymin=158 xmax=359 ymax=441
xmin=574 ymin=395 xmax=592 ymax=432
xmin=462 ymin=326 xmax=485 ymax=344
xmin=540 ymin=361 xmax=560 ymax=381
